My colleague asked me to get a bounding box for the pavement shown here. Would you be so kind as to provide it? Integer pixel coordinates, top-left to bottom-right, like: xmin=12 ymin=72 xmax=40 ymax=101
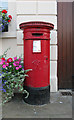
xmin=1 ymin=90 xmax=72 ymax=119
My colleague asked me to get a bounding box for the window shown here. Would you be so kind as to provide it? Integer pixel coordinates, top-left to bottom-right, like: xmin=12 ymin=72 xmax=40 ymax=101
xmin=1 ymin=0 xmax=16 ymax=38
xmin=0 ymin=0 xmax=8 ymax=11
xmin=0 ymin=0 xmax=8 ymax=32
xmin=2 ymin=1 xmax=8 ymax=11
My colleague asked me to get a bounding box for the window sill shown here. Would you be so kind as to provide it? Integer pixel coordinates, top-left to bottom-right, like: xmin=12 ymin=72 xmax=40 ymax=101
xmin=1 ymin=31 xmax=16 ymax=39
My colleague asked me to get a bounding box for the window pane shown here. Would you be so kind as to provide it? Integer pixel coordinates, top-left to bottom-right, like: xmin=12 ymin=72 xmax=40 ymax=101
xmin=2 ymin=2 xmax=8 ymax=10
xmin=0 ymin=1 xmax=2 ymax=11
xmin=0 ymin=0 xmax=8 ymax=10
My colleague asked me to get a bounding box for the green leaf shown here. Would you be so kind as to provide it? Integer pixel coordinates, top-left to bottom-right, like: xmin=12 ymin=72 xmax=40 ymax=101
xmin=19 ymin=88 xmax=23 ymax=92
xmin=21 ymin=78 xmax=24 ymax=82
xmin=24 ymin=69 xmax=32 ymax=73
xmin=15 ymin=84 xmax=18 ymax=88
xmin=23 ymin=74 xmax=29 ymax=77
xmin=10 ymin=83 xmax=14 ymax=88
xmin=0 ymin=75 xmax=2 ymax=78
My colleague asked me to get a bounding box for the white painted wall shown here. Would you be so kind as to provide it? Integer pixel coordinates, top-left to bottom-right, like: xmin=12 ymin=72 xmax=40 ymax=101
xmin=1 ymin=0 xmax=58 ymax=92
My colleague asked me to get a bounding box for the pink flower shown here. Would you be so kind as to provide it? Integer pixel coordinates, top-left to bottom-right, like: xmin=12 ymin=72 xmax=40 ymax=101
xmin=4 ymin=61 xmax=8 ymax=66
xmin=15 ymin=61 xmax=20 ymax=66
xmin=1 ymin=58 xmax=5 ymax=61
xmin=19 ymin=65 xmax=22 ymax=68
xmin=5 ymin=62 xmax=9 ymax=66
xmin=9 ymin=65 xmax=12 ymax=68
xmin=18 ymin=58 xmax=21 ymax=61
xmin=16 ymin=67 xmax=19 ymax=70
xmin=7 ymin=58 xmax=13 ymax=63
xmin=0 ymin=61 xmax=4 ymax=65
xmin=0 ymin=58 xmax=5 ymax=64
xmin=9 ymin=59 xmax=12 ymax=62
xmin=2 ymin=65 xmax=6 ymax=68
xmin=15 ymin=61 xmax=19 ymax=64
xmin=13 ymin=63 xmax=16 ymax=66
xmin=14 ymin=57 xmax=17 ymax=60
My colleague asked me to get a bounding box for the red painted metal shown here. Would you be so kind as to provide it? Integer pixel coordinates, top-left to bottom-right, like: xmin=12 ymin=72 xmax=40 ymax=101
xmin=19 ymin=21 xmax=54 ymax=88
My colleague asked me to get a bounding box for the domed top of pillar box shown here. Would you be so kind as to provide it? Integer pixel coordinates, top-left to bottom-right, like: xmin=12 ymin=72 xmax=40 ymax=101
xmin=19 ymin=21 xmax=54 ymax=30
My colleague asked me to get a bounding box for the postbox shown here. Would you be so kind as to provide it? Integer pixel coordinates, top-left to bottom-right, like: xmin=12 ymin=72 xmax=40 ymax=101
xmin=19 ymin=21 xmax=54 ymax=105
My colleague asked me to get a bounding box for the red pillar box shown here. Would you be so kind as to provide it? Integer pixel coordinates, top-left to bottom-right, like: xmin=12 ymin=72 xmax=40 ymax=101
xmin=19 ymin=21 xmax=54 ymax=105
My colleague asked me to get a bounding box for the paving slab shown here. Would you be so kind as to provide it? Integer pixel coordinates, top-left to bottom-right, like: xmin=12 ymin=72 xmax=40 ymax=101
xmin=2 ymin=92 xmax=72 ymax=119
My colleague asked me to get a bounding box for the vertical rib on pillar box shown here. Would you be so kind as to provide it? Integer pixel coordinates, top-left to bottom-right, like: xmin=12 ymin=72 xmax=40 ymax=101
xmin=19 ymin=21 xmax=54 ymax=105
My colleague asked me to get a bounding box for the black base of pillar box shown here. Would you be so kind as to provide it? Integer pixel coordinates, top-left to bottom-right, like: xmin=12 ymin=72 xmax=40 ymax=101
xmin=23 ymin=85 xmax=50 ymax=105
